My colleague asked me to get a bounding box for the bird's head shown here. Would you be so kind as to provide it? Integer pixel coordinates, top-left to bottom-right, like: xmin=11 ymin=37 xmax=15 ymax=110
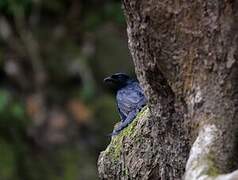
xmin=104 ymin=73 xmax=131 ymax=90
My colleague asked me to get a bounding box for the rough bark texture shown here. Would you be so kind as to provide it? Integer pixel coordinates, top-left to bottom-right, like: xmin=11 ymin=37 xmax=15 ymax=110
xmin=98 ymin=0 xmax=238 ymax=179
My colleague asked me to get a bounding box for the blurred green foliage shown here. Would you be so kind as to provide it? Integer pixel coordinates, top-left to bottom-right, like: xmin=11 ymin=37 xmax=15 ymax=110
xmin=0 ymin=89 xmax=28 ymax=180
xmin=0 ymin=0 xmax=132 ymax=179
xmin=83 ymin=2 xmax=125 ymax=31
xmin=0 ymin=89 xmax=98 ymax=180
xmin=0 ymin=0 xmax=32 ymax=16
xmin=0 ymin=90 xmax=28 ymax=138
xmin=0 ymin=139 xmax=16 ymax=179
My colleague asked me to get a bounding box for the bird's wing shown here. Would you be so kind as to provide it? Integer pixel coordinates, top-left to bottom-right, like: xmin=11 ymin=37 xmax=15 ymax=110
xmin=117 ymin=82 xmax=146 ymax=122
xmin=116 ymin=103 xmax=127 ymax=121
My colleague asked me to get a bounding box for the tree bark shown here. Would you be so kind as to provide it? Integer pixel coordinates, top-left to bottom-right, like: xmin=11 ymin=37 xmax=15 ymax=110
xmin=98 ymin=0 xmax=238 ymax=179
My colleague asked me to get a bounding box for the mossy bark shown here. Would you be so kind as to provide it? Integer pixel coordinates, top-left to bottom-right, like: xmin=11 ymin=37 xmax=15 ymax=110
xmin=98 ymin=0 xmax=238 ymax=179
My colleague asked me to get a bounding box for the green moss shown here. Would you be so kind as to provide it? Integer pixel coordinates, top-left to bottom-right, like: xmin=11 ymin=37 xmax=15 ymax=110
xmin=191 ymin=153 xmax=220 ymax=178
xmin=207 ymin=164 xmax=219 ymax=177
xmin=125 ymin=167 xmax=129 ymax=176
xmin=104 ymin=106 xmax=149 ymax=160
xmin=206 ymin=154 xmax=220 ymax=177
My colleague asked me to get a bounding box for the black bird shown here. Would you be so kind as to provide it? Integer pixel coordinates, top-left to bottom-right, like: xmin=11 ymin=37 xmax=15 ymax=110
xmin=104 ymin=73 xmax=147 ymax=136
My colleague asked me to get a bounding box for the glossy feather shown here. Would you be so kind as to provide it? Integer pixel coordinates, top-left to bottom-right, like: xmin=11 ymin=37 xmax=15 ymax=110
xmin=104 ymin=73 xmax=147 ymax=136
xmin=116 ymin=81 xmax=146 ymax=121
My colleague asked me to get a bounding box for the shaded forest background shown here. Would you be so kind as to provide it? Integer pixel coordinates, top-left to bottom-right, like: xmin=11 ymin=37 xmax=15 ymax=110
xmin=0 ymin=0 xmax=132 ymax=179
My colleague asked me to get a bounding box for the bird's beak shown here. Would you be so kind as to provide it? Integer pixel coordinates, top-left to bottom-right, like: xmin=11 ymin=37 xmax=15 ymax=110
xmin=103 ymin=77 xmax=116 ymax=83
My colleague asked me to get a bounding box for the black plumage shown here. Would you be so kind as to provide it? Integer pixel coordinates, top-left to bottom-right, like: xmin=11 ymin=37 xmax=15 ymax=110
xmin=104 ymin=73 xmax=147 ymax=136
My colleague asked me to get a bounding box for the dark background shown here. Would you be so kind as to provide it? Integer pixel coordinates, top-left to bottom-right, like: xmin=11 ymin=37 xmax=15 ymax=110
xmin=0 ymin=0 xmax=133 ymax=179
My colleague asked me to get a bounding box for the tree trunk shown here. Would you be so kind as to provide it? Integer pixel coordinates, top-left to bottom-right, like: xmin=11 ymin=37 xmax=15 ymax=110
xmin=98 ymin=0 xmax=238 ymax=179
